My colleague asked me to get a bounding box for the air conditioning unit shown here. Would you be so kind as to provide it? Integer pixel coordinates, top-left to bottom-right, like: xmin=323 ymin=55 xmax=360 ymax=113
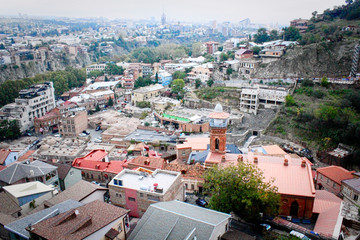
xmin=287 ymin=216 xmax=292 ymax=221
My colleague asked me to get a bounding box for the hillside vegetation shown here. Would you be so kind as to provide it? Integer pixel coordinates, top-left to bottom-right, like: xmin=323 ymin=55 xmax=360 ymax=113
xmin=266 ymin=80 xmax=360 ymax=165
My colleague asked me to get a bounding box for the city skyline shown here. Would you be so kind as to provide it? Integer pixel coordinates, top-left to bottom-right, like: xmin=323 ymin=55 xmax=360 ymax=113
xmin=1 ymin=0 xmax=346 ymax=25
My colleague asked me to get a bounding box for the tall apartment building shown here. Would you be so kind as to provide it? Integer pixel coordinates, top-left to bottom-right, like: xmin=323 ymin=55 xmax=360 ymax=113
xmin=0 ymin=82 xmax=55 ymax=132
xmin=59 ymin=110 xmax=88 ymax=137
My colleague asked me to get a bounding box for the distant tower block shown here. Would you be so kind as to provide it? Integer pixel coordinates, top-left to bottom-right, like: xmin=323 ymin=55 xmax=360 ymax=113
xmin=208 ymin=104 xmax=229 ymax=154
xmin=161 ymin=11 xmax=166 ymax=25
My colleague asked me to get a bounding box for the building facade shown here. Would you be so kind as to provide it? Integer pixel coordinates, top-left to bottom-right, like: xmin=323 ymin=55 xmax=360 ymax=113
xmin=109 ymin=169 xmax=184 ymax=218
xmin=59 ymin=110 xmax=88 ymax=138
xmin=0 ymin=82 xmax=56 ymax=132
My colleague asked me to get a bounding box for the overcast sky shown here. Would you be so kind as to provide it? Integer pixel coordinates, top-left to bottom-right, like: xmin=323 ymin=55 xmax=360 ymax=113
xmin=1 ymin=0 xmax=346 ymax=25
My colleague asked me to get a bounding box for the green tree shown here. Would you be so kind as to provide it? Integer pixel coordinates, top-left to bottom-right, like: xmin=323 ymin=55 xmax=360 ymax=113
xmin=191 ymin=42 xmax=204 ymax=57
xmin=254 ymin=28 xmax=270 ymax=43
xmin=220 ymin=53 xmax=228 ymax=62
xmin=172 ymin=71 xmax=187 ymax=80
xmin=171 ymin=79 xmax=185 ymax=98
xmin=285 ymin=95 xmax=297 ymax=107
xmin=0 ymin=120 xmax=21 ymax=141
xmin=155 ymin=72 xmax=159 ymax=83
xmin=283 ymin=26 xmax=302 ymax=41
xmin=226 ymin=68 xmax=233 ymax=75
xmin=269 ymin=30 xmax=279 ymax=40
xmin=252 ymin=46 xmax=261 ymax=55
xmin=104 ymin=63 xmax=124 ymax=75
xmin=207 ymin=78 xmax=214 ymax=87
xmin=87 ymin=70 xmax=104 ymax=78
xmin=0 ymin=44 xmax=5 ymax=49
xmin=195 ymin=79 xmax=201 ymax=89
xmin=95 ymin=104 xmax=101 ymax=112
xmin=107 ymin=97 xmax=114 ymax=107
xmin=321 ymin=77 xmax=330 ymax=88
xmin=134 ymin=77 xmax=152 ymax=89
xmin=204 ymin=162 xmax=280 ymax=223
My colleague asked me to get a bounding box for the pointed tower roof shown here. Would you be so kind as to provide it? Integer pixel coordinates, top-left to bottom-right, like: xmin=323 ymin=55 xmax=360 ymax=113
xmin=208 ymin=103 xmax=229 ymax=119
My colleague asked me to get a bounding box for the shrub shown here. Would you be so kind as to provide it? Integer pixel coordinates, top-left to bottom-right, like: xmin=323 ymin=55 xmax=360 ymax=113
xmin=285 ymin=95 xmax=297 ymax=107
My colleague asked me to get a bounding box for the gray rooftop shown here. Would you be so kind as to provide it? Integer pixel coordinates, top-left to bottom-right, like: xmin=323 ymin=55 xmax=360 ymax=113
xmin=343 ymin=178 xmax=360 ymax=193
xmin=124 ymin=129 xmax=176 ymax=143
xmin=5 ymin=200 xmax=83 ymax=239
xmin=129 ymin=201 xmax=230 ymax=240
xmin=0 ymin=160 xmax=57 ymax=184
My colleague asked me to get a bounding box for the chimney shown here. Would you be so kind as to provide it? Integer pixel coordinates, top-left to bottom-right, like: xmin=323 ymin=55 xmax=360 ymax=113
xmin=221 ymin=155 xmax=226 ymax=163
xmin=284 ymin=158 xmax=288 ymax=166
xmin=253 ymin=157 xmax=258 ymax=164
xmin=237 ymin=155 xmax=243 ymax=163
xmin=301 ymin=159 xmax=306 ymax=168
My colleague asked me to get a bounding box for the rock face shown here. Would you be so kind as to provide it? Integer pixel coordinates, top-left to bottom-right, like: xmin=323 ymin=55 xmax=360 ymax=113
xmin=253 ymin=40 xmax=356 ymax=79
xmin=0 ymin=53 xmax=91 ymax=83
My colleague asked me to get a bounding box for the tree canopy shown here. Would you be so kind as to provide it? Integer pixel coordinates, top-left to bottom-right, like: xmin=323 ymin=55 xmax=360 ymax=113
xmin=204 ymin=162 xmax=280 ymax=223
xmin=0 ymin=120 xmax=21 ymax=141
xmin=254 ymin=28 xmax=270 ymax=43
xmin=283 ymin=26 xmax=302 ymax=41
xmin=171 ymin=79 xmax=185 ymax=98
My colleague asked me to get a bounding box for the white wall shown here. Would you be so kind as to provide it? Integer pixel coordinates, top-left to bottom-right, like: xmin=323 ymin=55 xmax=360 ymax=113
xmin=81 ymin=190 xmax=106 ymax=204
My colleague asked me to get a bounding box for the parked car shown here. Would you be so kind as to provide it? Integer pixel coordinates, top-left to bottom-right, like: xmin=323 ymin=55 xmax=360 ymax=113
xmin=260 ymin=223 xmax=271 ymax=231
xmin=95 ymin=126 xmax=101 ymax=131
xmin=79 ymin=133 xmax=87 ymax=137
xmin=290 ymin=230 xmax=311 ymax=240
xmin=95 ymin=138 xmax=102 ymax=143
xmin=195 ymin=198 xmax=208 ymax=208
xmin=54 ymin=133 xmax=61 ymax=137
xmin=82 ymin=130 xmax=90 ymax=135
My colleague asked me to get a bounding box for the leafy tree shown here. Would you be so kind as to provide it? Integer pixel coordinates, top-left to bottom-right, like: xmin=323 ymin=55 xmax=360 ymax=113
xmin=155 ymin=72 xmax=159 ymax=83
xmin=283 ymin=26 xmax=302 ymax=41
xmin=105 ymin=76 xmax=109 ymax=82
xmin=226 ymin=68 xmax=233 ymax=75
xmin=254 ymin=28 xmax=270 ymax=43
xmin=195 ymin=79 xmax=201 ymax=89
xmin=207 ymin=78 xmax=214 ymax=87
xmin=136 ymin=101 xmax=151 ymax=108
xmin=0 ymin=120 xmax=21 ymax=140
xmin=191 ymin=42 xmax=204 ymax=57
xmin=204 ymin=162 xmax=280 ymax=223
xmin=252 ymin=46 xmax=261 ymax=55
xmin=321 ymin=77 xmax=330 ymax=88
xmin=95 ymin=104 xmax=101 ymax=112
xmin=285 ymin=95 xmax=297 ymax=107
xmin=269 ymin=30 xmax=279 ymax=40
xmin=171 ymin=79 xmax=185 ymax=98
xmin=104 ymin=63 xmax=124 ymax=75
xmin=220 ymin=53 xmax=228 ymax=62
xmin=134 ymin=77 xmax=152 ymax=89
xmin=0 ymin=44 xmax=5 ymax=49
xmin=87 ymin=70 xmax=104 ymax=78
xmin=302 ymin=78 xmax=314 ymax=87
xmin=107 ymin=97 xmax=114 ymax=107
xmin=172 ymin=71 xmax=187 ymax=80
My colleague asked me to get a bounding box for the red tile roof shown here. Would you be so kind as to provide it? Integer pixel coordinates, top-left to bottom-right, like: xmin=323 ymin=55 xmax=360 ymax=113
xmin=313 ymin=190 xmax=343 ymax=238
xmin=0 ymin=149 xmax=11 ymax=165
xmin=72 ymin=159 xmax=125 ymax=174
xmin=124 ymin=156 xmax=166 ymax=170
xmin=164 ymin=162 xmax=205 ymax=180
xmin=18 ymin=150 xmax=36 ymax=162
xmin=317 ymin=166 xmax=354 ymax=185
xmin=75 ymin=150 xmax=108 ymax=162
xmin=206 ymin=152 xmax=316 ymax=198
xmin=30 ymin=200 xmax=129 ymax=240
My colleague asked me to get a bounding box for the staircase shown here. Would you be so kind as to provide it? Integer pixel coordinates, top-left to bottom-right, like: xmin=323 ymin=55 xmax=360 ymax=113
xmin=350 ymin=43 xmax=360 ymax=78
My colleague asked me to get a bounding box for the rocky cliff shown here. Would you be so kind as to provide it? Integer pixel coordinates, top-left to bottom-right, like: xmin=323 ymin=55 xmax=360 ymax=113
xmin=0 ymin=53 xmax=91 ymax=83
xmin=253 ymin=40 xmax=357 ymax=79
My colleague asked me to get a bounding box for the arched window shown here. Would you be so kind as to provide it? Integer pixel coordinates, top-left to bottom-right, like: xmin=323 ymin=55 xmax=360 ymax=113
xmin=290 ymin=201 xmax=299 ymax=217
xmin=215 ymin=138 xmax=220 ymax=150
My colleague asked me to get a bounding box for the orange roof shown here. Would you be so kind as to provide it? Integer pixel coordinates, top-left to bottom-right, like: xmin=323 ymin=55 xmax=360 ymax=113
xmin=317 ymin=166 xmax=354 ymax=185
xmin=72 ymin=159 xmax=125 ymax=174
xmin=262 ymin=145 xmax=287 ymax=155
xmin=206 ymin=152 xmax=316 ymax=198
xmin=176 ymin=137 xmax=209 ymax=151
xmin=313 ymin=190 xmax=343 ymax=238
xmin=124 ymin=156 xmax=166 ymax=170
xmin=208 ymin=112 xmax=229 ymax=119
xmin=18 ymin=150 xmax=36 ymax=162
xmin=0 ymin=149 xmax=11 ymax=165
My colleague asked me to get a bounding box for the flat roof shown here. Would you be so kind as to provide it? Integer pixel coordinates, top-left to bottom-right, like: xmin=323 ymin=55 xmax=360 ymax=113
xmin=3 ymin=181 xmax=54 ymax=198
xmin=110 ymin=169 xmax=180 ymax=194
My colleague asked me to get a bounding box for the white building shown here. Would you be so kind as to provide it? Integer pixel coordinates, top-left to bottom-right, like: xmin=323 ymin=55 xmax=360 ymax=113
xmin=240 ymin=86 xmax=289 ymax=115
xmin=0 ymin=82 xmax=56 ymax=132
xmin=86 ymin=63 xmax=107 ymax=74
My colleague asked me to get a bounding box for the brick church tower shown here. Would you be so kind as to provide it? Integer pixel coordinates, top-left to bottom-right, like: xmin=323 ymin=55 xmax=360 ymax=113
xmin=209 ymin=104 xmax=229 ymax=154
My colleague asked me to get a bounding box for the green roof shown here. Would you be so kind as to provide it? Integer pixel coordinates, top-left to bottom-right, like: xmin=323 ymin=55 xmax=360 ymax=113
xmin=162 ymin=113 xmax=191 ymax=123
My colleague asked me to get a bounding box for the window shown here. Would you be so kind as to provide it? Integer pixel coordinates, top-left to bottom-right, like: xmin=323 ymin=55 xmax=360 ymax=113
xmin=140 ymin=193 xmax=144 ymax=198
xmin=333 ymin=182 xmax=336 ymax=188
xmin=327 ymin=178 xmax=329 ymax=184
xmin=185 ymin=183 xmax=188 ymax=189
xmin=128 ymin=197 xmax=136 ymax=202
xmin=353 ymin=194 xmax=359 ymax=201
xmin=147 ymin=195 xmax=160 ymax=202
xmin=191 ymin=184 xmax=194 ymax=190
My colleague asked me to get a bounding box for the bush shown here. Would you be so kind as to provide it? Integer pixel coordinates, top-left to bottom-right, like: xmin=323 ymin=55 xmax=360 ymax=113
xmin=285 ymin=95 xmax=297 ymax=107
xmin=321 ymin=77 xmax=330 ymax=88
xmin=313 ymin=90 xmax=325 ymax=99
xmin=302 ymin=78 xmax=314 ymax=87
xmin=136 ymin=101 xmax=151 ymax=108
